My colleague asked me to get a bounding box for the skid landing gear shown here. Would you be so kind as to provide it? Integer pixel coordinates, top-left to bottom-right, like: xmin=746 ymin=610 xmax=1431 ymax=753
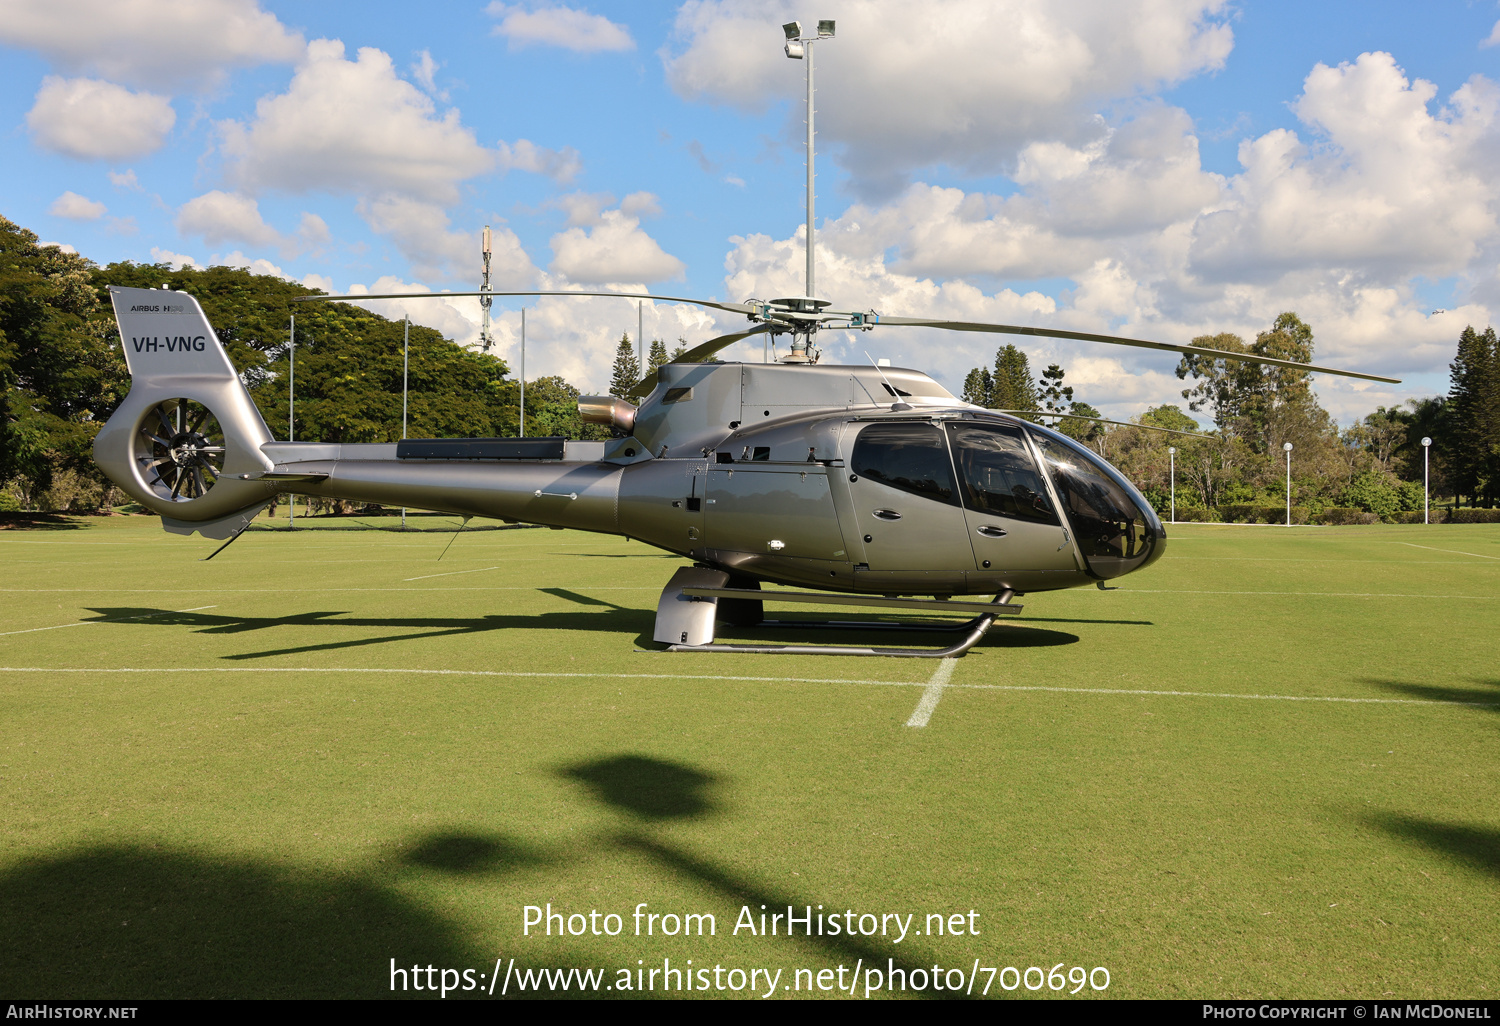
xmin=650 ymin=567 xmax=1023 ymax=658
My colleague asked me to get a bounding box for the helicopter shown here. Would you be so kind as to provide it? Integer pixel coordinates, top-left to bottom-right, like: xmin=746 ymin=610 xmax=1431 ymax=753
xmin=89 ymin=19 xmax=1401 ymax=657
xmin=92 ymin=281 xmax=1398 ymax=658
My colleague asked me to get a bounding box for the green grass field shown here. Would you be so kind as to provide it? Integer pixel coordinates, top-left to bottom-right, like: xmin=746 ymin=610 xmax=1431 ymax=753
xmin=1 ymin=514 xmax=1496 ymax=999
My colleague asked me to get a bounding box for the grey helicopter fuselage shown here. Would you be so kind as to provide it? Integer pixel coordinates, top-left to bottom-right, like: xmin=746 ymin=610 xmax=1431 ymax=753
xmin=94 ymin=285 xmax=1164 ymax=597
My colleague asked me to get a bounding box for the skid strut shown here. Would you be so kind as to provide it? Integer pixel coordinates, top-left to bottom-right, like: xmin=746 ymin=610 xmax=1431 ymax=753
xmin=650 ymin=567 xmax=1021 ymax=658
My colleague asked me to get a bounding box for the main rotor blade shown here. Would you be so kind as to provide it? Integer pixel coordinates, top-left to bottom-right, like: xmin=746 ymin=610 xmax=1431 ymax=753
xmin=629 ymin=325 xmax=774 ymax=397
xmin=877 ymin=317 xmax=1401 ymax=384
xmin=292 ymin=290 xmax=756 ymax=317
xmin=992 ymin=409 xmax=1205 ymax=438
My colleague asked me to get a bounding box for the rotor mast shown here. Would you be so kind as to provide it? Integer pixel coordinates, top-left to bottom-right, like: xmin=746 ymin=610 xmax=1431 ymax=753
xmin=783 ymin=20 xmax=835 ymax=365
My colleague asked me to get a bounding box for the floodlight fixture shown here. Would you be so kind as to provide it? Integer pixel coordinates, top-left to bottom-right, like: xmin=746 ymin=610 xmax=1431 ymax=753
xmin=818 ymin=20 xmax=835 ymax=36
xmin=785 ymin=39 xmax=805 ymax=58
xmin=783 ymin=21 xmax=801 ymax=39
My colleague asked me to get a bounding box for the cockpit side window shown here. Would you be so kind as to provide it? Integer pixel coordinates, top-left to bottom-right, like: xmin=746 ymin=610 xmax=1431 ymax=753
xmin=850 ymin=422 xmax=958 ymax=506
xmin=946 ymin=422 xmax=1058 ymax=524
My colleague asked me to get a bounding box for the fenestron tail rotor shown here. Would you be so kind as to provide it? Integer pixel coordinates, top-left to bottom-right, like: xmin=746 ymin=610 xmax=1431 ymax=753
xmin=135 ymin=399 xmax=225 ymax=502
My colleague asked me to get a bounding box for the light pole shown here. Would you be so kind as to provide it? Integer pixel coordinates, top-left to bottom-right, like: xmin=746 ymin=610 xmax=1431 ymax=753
xmin=783 ymin=19 xmax=835 ymax=300
xmin=1283 ymin=441 xmax=1293 ymax=526
xmin=1168 ymin=446 xmax=1176 ymax=524
xmin=402 ymin=316 xmax=409 ymax=530
xmin=519 ymin=307 xmax=526 ymax=437
xmin=288 ymin=314 xmax=295 ymax=527
xmin=1422 ymin=436 xmax=1432 ymax=524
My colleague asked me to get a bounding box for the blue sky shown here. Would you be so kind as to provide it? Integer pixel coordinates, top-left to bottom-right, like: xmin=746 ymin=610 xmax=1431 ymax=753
xmin=5 ymin=1 xmax=1500 ymax=423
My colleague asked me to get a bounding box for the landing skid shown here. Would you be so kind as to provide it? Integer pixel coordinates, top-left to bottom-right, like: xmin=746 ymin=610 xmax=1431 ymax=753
xmin=651 ymin=567 xmax=1022 ymax=658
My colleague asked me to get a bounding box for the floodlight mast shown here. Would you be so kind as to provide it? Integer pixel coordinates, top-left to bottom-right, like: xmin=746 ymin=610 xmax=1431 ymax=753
xmin=783 ymin=19 xmax=835 ymax=365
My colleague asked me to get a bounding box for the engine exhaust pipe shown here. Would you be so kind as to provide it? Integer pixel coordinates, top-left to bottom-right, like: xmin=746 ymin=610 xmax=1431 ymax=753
xmin=578 ymin=395 xmax=637 ymax=434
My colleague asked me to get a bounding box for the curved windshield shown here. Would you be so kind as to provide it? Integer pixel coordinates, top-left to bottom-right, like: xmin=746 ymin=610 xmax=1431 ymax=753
xmin=1028 ymin=426 xmax=1164 ymax=578
xmin=851 ymin=422 xmax=957 ymax=505
xmin=946 ymin=422 xmax=1058 ymax=524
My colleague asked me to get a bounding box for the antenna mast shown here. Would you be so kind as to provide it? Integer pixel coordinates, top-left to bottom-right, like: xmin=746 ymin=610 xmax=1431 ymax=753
xmin=480 ymin=225 xmax=494 ymax=351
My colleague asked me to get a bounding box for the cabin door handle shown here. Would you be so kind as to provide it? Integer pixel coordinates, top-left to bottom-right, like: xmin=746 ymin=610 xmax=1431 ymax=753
xmin=976 ymin=525 xmax=1007 ymax=538
xmin=872 ymin=508 xmax=902 ymax=521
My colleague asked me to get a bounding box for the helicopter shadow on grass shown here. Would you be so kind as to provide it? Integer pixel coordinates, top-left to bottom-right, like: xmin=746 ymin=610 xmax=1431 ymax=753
xmin=81 ymin=604 xmax=657 ymax=662
xmin=558 ymin=754 xmax=963 ymax=999
xmin=1359 ymin=676 xmax=1500 ymax=715
xmin=0 ymin=827 xmax=560 ymax=998
xmin=1361 ymin=812 xmax=1500 ymax=882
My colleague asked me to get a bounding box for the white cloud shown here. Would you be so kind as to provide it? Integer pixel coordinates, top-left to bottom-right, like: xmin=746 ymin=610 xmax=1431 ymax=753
xmin=219 ymin=39 xmax=494 ymax=204
xmin=177 ymin=191 xmax=282 ymax=249
xmin=107 ymin=169 xmax=142 ymax=191
xmin=342 ymin=276 xmax=487 ymax=348
xmin=149 ymin=246 xmax=202 ymax=270
xmin=1483 ymin=19 xmax=1500 ymax=49
xmin=26 ymin=76 xmax=174 ymax=160
xmin=358 ymin=196 xmax=536 ymax=284
xmin=1189 ymin=52 xmax=1500 ymax=284
xmin=210 ymin=251 xmax=286 ymax=278
xmin=620 ymin=191 xmax=663 ymax=218
xmin=549 ymin=208 xmax=687 ymax=283
xmin=663 ymin=0 xmax=1234 ymax=193
xmin=496 ymin=138 xmax=582 ymax=183
xmin=0 ymin=0 xmax=303 ymax=90
xmin=486 ymin=3 xmax=634 ymax=53
xmin=410 ymin=50 xmax=448 ymax=100
xmin=38 ymin=241 xmax=78 ymax=254
xmin=48 ymin=191 xmax=106 ymax=220
xmin=297 ymin=212 xmax=331 ymax=249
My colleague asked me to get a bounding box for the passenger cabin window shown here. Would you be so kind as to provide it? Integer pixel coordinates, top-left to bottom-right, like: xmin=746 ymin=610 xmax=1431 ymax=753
xmin=946 ymin=422 xmax=1058 ymax=524
xmin=850 ymin=423 xmax=957 ymax=505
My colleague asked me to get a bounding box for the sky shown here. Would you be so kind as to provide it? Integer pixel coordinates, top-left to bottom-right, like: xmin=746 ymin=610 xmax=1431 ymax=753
xmin=5 ymin=0 xmax=1500 ymax=426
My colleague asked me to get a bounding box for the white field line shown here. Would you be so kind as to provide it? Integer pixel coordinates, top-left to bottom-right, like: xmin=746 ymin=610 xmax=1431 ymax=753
xmin=1398 ymin=542 xmax=1500 ymax=561
xmin=0 ymin=587 xmax=662 ymax=593
xmin=0 ymin=666 xmax=1491 ymax=709
xmin=403 ymin=566 xmax=501 ymax=581
xmin=0 ymin=606 xmax=217 ymax=638
xmin=1110 ymin=589 xmax=1497 ymax=600
xmin=905 ymin=657 xmax=956 ymax=728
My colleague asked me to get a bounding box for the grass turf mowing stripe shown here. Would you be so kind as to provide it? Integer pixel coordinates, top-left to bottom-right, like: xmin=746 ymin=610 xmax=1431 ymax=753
xmin=0 ymin=666 xmax=1493 ymax=708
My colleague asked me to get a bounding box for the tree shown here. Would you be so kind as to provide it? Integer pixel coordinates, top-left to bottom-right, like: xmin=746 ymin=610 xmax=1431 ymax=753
xmin=1175 ymin=331 xmax=1251 ymax=433
xmin=992 ymin=344 xmax=1039 ymax=416
xmin=1448 ymin=326 xmax=1499 ymax=507
xmin=1139 ymin=404 xmax=1200 ymax=433
xmin=961 ymin=367 xmax=992 ymax=407
xmin=0 ymin=215 xmax=127 ymax=503
xmin=1038 ymin=363 xmax=1073 ymax=415
xmin=1060 ymin=401 xmax=1103 ymax=446
xmin=609 ymin=333 xmax=640 ymax=398
xmin=648 ymin=338 xmax=669 ymax=373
